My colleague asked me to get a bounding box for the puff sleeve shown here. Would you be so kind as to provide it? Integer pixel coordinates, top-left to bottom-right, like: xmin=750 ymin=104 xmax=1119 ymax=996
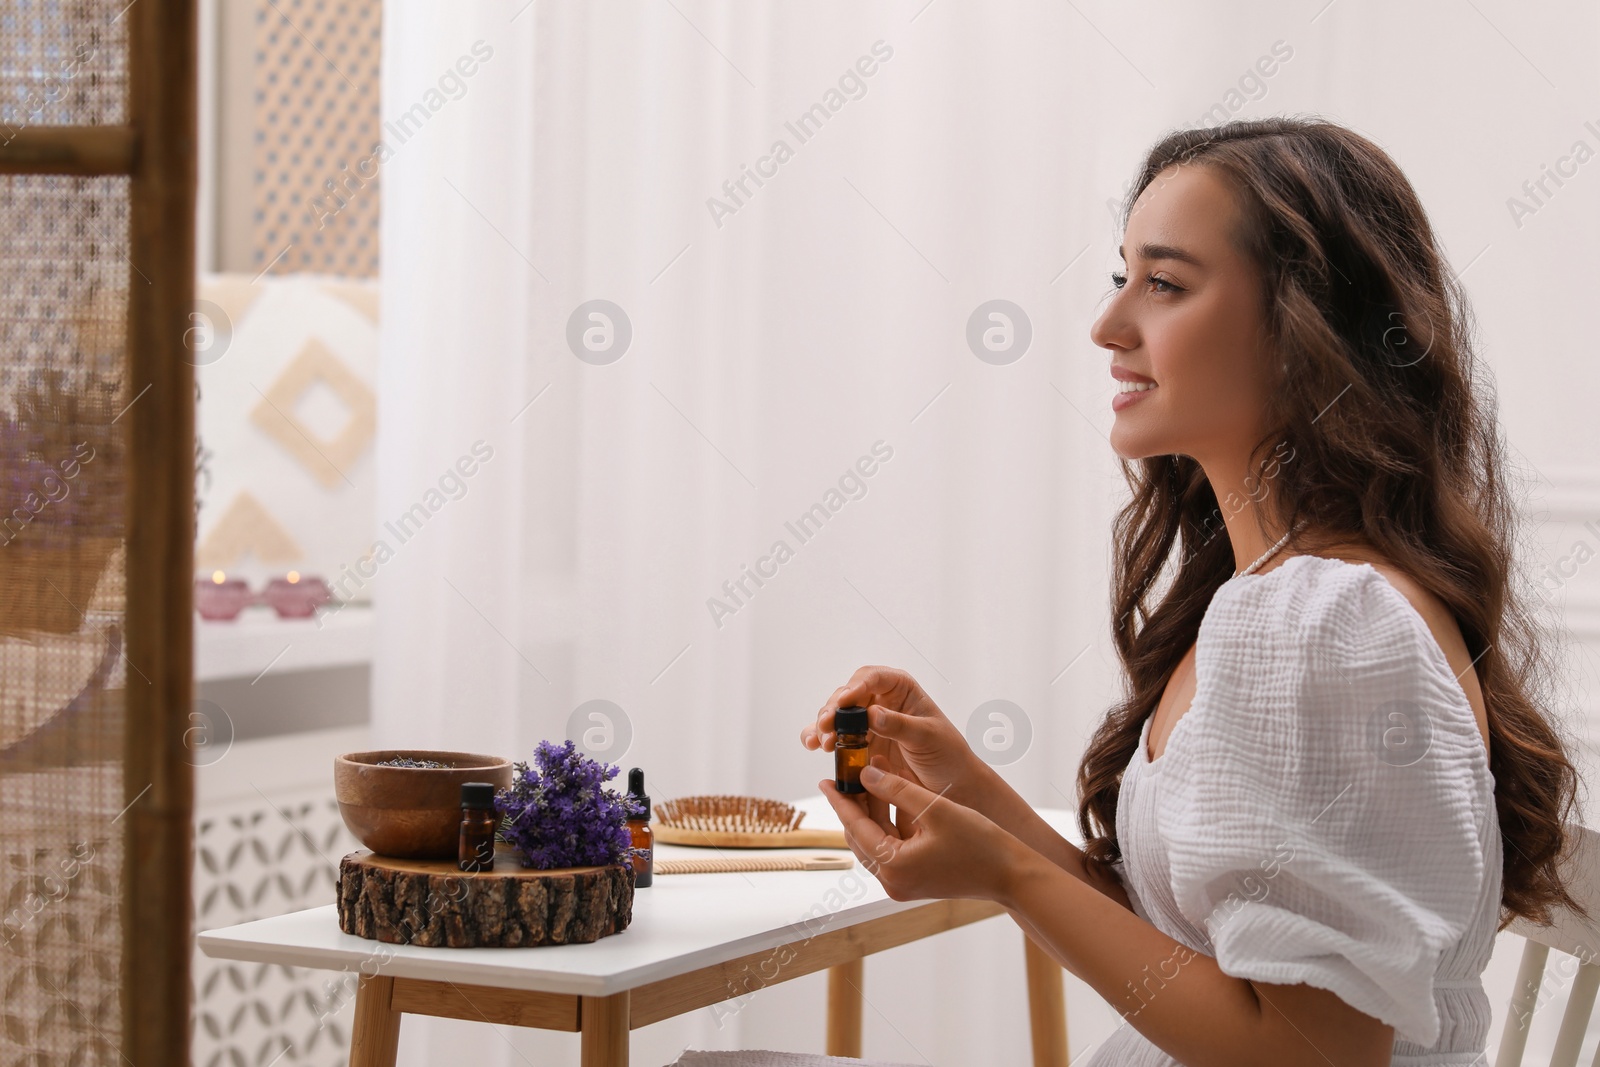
xmin=1159 ymin=560 xmax=1496 ymax=1046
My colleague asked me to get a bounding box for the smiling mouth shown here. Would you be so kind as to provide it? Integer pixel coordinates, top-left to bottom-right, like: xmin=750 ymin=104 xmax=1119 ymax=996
xmin=1116 ymin=380 xmax=1156 ymax=394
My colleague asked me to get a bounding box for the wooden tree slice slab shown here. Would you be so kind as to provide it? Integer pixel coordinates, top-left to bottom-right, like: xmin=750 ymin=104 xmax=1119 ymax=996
xmin=653 ymin=826 xmax=849 ymax=849
xmin=336 ymin=848 xmax=634 ymax=948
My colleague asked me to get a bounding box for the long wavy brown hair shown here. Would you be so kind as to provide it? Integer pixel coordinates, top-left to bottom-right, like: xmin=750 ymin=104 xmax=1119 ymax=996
xmin=1075 ymin=117 xmax=1583 ymax=929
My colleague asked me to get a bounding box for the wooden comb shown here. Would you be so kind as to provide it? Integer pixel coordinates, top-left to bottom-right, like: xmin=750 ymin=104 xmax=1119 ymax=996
xmin=654 ymin=795 xmax=849 ymax=849
xmin=656 ymin=853 xmax=854 ymax=874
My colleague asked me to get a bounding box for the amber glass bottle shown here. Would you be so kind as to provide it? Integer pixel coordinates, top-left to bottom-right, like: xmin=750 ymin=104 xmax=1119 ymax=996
xmin=626 ymin=767 xmax=653 ymax=887
xmin=834 ymin=706 xmax=869 ymax=794
xmin=458 ymin=782 xmax=498 ymax=872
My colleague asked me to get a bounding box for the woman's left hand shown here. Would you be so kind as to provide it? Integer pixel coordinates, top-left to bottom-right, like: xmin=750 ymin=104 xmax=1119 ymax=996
xmin=820 ymin=756 xmax=1027 ymax=904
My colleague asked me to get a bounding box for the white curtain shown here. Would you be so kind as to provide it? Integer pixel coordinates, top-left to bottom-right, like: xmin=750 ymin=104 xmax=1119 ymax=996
xmin=377 ymin=3 xmax=1600 ymax=1064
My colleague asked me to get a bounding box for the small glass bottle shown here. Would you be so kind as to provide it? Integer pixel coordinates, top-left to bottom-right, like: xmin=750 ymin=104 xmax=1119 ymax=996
xmin=458 ymin=782 xmax=498 ymax=873
xmin=626 ymin=767 xmax=653 ymax=887
xmin=834 ymin=706 xmax=870 ymax=794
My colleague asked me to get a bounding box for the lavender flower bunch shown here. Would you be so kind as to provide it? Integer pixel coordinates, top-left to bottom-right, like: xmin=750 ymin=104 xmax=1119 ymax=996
xmin=496 ymin=740 xmax=642 ymax=870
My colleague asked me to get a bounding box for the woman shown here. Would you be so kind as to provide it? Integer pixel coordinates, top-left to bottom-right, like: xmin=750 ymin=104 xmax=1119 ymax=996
xmin=801 ymin=117 xmax=1583 ymax=1066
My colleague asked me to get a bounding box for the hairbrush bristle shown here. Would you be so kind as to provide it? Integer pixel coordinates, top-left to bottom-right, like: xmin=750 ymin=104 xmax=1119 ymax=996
xmin=655 ymin=795 xmax=806 ymax=833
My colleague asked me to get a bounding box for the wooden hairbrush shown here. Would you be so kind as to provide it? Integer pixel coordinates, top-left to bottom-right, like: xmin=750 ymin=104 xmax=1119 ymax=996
xmin=656 ymin=853 xmax=854 ymax=874
xmin=654 ymin=795 xmax=849 ymax=849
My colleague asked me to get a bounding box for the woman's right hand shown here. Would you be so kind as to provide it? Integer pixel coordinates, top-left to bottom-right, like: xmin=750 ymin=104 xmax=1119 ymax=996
xmin=801 ymin=665 xmax=987 ymax=812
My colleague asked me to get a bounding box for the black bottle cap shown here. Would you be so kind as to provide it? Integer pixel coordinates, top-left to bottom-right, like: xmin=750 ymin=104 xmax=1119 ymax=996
xmin=835 ymin=706 xmax=868 ymax=732
xmin=460 ymin=782 xmax=497 ymax=810
xmin=627 ymin=767 xmax=650 ymax=820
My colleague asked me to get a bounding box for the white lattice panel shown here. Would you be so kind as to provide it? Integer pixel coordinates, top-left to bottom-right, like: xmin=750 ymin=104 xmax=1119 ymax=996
xmin=192 ymin=726 xmax=365 ymax=1067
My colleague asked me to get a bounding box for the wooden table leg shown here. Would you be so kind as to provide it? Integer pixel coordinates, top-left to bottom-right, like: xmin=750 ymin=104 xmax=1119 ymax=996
xmin=581 ymin=990 xmax=630 ymax=1067
xmin=825 ymin=958 xmax=864 ymax=1058
xmin=350 ymin=975 xmax=401 ymax=1067
xmin=1023 ymin=934 xmax=1068 ymax=1067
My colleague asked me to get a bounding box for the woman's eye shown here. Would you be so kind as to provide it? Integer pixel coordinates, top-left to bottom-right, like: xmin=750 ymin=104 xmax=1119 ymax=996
xmin=1111 ymin=271 xmax=1182 ymax=294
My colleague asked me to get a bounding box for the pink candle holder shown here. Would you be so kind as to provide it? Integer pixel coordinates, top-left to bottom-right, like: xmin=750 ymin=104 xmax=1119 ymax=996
xmin=195 ymin=573 xmax=251 ymax=621
xmin=263 ymin=573 xmax=331 ymax=618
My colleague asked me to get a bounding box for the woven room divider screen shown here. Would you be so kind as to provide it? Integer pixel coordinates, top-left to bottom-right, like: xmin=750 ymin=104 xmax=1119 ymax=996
xmin=0 ymin=1 xmax=196 ymax=1064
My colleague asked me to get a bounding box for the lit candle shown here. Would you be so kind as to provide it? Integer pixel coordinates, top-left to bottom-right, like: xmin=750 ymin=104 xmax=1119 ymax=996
xmin=196 ymin=571 xmax=250 ymax=621
xmin=265 ymin=572 xmax=330 ymax=618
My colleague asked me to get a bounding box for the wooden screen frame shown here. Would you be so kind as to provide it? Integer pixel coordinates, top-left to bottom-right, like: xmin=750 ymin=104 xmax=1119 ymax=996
xmin=0 ymin=2 xmax=198 ymax=1064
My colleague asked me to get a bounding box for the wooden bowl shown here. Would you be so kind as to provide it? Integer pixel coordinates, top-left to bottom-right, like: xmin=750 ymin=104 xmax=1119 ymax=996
xmin=334 ymin=750 xmax=513 ymax=860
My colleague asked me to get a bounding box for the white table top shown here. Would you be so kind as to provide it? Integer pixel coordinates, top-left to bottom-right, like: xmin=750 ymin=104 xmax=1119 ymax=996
xmin=198 ymin=798 xmax=1076 ymax=997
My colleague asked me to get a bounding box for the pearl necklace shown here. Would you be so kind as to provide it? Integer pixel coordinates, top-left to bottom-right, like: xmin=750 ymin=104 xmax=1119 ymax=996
xmin=1232 ymin=521 xmax=1305 ymax=579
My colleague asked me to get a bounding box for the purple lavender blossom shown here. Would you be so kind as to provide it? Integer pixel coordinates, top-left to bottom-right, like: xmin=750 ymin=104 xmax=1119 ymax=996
xmin=495 ymin=740 xmax=643 ymax=870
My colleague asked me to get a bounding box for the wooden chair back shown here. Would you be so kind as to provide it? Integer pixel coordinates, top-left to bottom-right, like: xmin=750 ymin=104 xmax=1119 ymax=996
xmin=1495 ymin=825 xmax=1600 ymax=1067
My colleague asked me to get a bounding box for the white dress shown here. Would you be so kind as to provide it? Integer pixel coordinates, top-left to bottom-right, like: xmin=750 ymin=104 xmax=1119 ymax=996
xmin=1083 ymin=555 xmax=1503 ymax=1067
